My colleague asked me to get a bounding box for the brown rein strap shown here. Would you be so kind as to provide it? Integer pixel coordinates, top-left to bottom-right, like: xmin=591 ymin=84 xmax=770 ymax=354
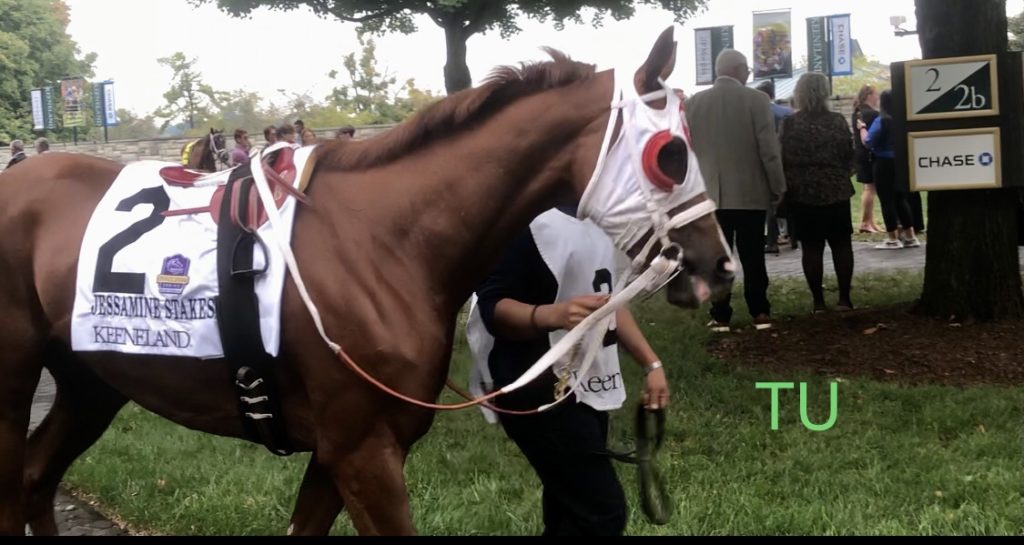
xmin=444 ymin=379 xmax=541 ymax=416
xmin=334 ymin=348 xmax=509 ymax=411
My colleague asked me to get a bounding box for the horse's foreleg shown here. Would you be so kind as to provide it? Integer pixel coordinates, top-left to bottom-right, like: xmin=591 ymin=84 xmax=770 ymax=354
xmin=324 ymin=433 xmax=416 ymax=536
xmin=0 ymin=340 xmax=42 ymax=535
xmin=23 ymin=363 xmax=127 ymax=536
xmin=286 ymin=454 xmax=344 ymax=536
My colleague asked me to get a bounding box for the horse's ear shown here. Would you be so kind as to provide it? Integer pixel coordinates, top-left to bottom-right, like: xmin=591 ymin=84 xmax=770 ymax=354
xmin=635 ymin=26 xmax=677 ymax=94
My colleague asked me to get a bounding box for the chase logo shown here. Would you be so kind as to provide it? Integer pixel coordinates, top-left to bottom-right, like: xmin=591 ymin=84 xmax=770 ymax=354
xmin=918 ymin=152 xmax=995 ymax=169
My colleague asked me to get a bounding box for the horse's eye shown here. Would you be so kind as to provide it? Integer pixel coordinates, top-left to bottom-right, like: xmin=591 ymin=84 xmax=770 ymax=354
xmin=642 ymin=132 xmax=689 ymax=191
xmin=656 ymin=137 xmax=688 ymax=185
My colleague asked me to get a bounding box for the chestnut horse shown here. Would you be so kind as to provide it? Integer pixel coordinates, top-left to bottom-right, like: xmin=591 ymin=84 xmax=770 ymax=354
xmin=181 ymin=128 xmax=228 ymax=171
xmin=0 ymin=27 xmax=733 ymax=536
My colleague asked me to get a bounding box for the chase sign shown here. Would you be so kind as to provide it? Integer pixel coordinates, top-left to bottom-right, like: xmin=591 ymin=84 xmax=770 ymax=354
xmin=908 ymin=128 xmax=1001 ymax=191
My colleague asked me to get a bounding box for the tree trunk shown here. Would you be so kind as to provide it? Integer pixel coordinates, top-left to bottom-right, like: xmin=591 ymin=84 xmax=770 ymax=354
xmin=915 ymin=0 xmax=1024 ymax=320
xmin=442 ymin=25 xmax=472 ymax=94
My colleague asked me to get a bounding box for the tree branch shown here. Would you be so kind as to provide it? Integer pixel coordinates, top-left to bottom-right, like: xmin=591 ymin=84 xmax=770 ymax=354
xmin=320 ymin=2 xmax=407 ymax=24
xmin=422 ymin=3 xmax=450 ymax=28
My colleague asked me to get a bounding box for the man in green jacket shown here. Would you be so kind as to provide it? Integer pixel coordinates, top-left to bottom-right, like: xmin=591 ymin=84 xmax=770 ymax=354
xmin=685 ymin=49 xmax=787 ymax=332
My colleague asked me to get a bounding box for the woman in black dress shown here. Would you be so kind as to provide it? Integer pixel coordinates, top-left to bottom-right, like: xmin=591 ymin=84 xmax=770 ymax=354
xmin=852 ymin=85 xmax=882 ymax=233
xmin=780 ymin=73 xmax=856 ymax=313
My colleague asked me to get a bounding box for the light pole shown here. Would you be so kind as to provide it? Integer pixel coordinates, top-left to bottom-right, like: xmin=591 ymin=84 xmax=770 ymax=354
xmin=891 ymin=15 xmax=918 ymax=37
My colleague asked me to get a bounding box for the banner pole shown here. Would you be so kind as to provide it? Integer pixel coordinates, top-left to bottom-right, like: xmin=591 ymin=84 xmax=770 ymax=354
xmin=826 ymin=16 xmax=834 ymax=96
xmin=102 ymin=82 xmax=109 ymax=143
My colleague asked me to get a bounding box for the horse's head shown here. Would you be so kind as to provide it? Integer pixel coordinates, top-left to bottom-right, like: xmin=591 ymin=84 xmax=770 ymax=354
xmin=208 ymin=128 xmax=229 ymax=166
xmin=570 ymin=26 xmax=734 ymax=309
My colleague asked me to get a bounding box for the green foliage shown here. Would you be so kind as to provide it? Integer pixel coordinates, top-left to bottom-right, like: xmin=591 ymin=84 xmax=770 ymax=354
xmin=1010 ymin=11 xmax=1023 ymax=51
xmin=106 ymin=109 xmax=160 ymax=141
xmin=192 ymin=1 xmax=712 ymax=92
xmin=0 ymin=0 xmax=95 ymax=143
xmin=154 ymin=52 xmax=229 ymax=131
xmin=327 ymin=35 xmax=439 ymax=124
xmin=191 ymin=89 xmax=281 ymax=138
xmin=832 ymin=54 xmax=891 ymax=98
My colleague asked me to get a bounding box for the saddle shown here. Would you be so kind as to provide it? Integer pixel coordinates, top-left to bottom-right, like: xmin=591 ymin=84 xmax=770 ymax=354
xmin=159 ymin=146 xmax=309 ymax=230
xmin=160 ymin=147 xmax=312 ymax=456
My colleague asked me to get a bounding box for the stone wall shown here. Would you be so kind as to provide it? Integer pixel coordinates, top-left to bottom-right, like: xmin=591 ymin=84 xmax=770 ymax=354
xmin=0 ymin=124 xmax=397 ymax=172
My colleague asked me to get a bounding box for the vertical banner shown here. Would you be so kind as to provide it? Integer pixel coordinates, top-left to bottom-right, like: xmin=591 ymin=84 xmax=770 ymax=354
xmin=694 ymin=26 xmax=735 ymax=85
xmin=60 ymin=77 xmax=87 ymax=128
xmin=753 ymin=10 xmax=793 ymax=80
xmin=103 ymin=82 xmax=118 ymax=127
xmin=92 ymin=81 xmax=119 ymax=127
xmin=92 ymin=83 xmax=105 ymax=127
xmin=829 ymin=14 xmax=853 ymax=76
xmin=30 ymin=87 xmax=56 ymax=131
xmin=31 ymin=89 xmax=46 ymax=131
xmin=806 ymin=16 xmax=830 ymax=74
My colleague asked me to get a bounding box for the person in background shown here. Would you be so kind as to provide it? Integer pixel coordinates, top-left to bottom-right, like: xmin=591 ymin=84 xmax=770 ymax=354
xmin=757 ymin=80 xmax=794 ymax=128
xmin=263 ymin=125 xmax=278 ymax=148
xmin=779 ymin=73 xmax=856 ymax=313
xmin=277 ymin=124 xmax=296 ymax=145
xmin=756 ymin=80 xmax=794 ymax=255
xmin=852 ymin=85 xmax=884 ymax=234
xmin=294 ymin=120 xmax=306 ymax=146
xmin=685 ymin=49 xmax=786 ymax=332
xmin=861 ymin=89 xmax=921 ymax=250
xmin=230 ymin=129 xmax=252 ymax=167
xmin=301 ymin=127 xmax=318 ymax=146
xmin=336 ymin=125 xmax=356 ymax=140
xmin=35 ymin=138 xmax=49 ymax=154
xmin=468 ymin=204 xmax=669 ymax=536
xmin=4 ymin=140 xmax=27 ymax=170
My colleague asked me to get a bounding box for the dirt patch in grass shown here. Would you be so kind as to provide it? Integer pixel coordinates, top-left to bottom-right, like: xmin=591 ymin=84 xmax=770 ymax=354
xmin=709 ymin=304 xmax=1024 ymax=386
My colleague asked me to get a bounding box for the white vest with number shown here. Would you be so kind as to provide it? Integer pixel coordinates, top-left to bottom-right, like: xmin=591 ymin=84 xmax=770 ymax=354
xmin=467 ymin=208 xmax=628 ymax=417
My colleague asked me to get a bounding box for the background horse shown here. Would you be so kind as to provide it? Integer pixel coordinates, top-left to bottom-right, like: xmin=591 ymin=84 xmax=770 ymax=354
xmin=0 ymin=27 xmax=733 ymax=536
xmin=181 ymin=128 xmax=229 ymax=172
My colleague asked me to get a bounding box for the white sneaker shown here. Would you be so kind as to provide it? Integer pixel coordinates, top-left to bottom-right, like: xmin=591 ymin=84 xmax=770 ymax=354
xmin=707 ymin=320 xmax=731 ymax=333
xmin=900 ymin=237 xmax=922 ymax=248
xmin=875 ymin=239 xmax=903 ymax=250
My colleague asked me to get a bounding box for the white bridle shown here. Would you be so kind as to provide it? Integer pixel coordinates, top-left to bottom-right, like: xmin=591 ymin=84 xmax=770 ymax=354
xmin=208 ymin=132 xmax=229 ymax=167
xmin=499 ymin=70 xmax=718 ymax=409
xmin=579 ymin=69 xmax=716 ymax=279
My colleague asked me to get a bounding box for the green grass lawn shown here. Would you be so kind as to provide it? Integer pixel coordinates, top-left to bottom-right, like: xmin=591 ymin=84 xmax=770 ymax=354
xmin=62 ymin=272 xmax=1024 ymax=536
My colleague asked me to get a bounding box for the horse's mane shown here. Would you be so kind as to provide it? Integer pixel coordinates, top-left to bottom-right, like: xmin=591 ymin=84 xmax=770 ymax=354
xmin=316 ymin=48 xmax=597 ymax=171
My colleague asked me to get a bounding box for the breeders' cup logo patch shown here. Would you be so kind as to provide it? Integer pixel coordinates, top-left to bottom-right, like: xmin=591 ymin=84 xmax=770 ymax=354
xmin=157 ymin=254 xmax=191 ymax=296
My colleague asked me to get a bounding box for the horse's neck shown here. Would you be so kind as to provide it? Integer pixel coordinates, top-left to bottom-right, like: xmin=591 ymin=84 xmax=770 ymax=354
xmin=407 ymin=78 xmax=613 ymax=313
xmin=196 ymin=144 xmax=214 ymax=171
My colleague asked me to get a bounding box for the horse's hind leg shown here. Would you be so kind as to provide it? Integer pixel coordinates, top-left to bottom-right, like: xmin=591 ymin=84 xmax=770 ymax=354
xmin=286 ymin=455 xmax=344 ymax=536
xmin=23 ymin=358 xmax=126 ymax=536
xmin=0 ymin=334 xmax=43 ymax=535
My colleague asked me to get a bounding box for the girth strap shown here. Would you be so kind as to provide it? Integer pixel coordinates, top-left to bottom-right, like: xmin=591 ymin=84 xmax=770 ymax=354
xmin=216 ymin=165 xmax=293 ymax=456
